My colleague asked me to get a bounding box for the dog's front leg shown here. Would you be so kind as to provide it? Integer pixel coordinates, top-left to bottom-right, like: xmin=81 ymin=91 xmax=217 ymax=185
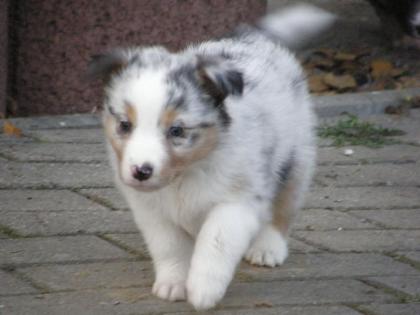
xmin=187 ymin=202 xmax=262 ymax=310
xmin=135 ymin=213 xmax=194 ymax=302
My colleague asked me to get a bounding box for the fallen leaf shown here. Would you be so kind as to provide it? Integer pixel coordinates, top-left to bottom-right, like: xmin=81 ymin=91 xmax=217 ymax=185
xmin=3 ymin=121 xmax=22 ymax=137
xmin=334 ymin=52 xmax=357 ymax=61
xmin=308 ymin=74 xmax=330 ymax=93
xmin=323 ymin=73 xmax=357 ymax=90
xmin=371 ymin=59 xmax=393 ymax=79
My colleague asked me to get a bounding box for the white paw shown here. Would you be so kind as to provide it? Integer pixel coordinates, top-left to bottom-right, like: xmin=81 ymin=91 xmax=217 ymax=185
xmin=186 ymin=273 xmax=227 ymax=310
xmin=245 ymin=229 xmax=288 ymax=267
xmin=152 ymin=281 xmax=186 ymax=302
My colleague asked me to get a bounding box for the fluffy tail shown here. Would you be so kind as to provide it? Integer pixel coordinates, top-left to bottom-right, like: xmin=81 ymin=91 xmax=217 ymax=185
xmin=256 ymin=4 xmax=336 ymax=48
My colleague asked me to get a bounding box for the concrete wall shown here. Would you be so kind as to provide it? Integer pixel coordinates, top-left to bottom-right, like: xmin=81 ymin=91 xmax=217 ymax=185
xmin=10 ymin=0 xmax=266 ymax=116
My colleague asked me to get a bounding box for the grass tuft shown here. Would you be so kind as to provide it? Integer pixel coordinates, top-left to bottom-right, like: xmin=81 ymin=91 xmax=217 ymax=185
xmin=318 ymin=114 xmax=405 ymax=147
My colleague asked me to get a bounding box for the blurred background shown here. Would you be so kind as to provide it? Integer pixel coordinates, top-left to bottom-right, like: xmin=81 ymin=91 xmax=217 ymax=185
xmin=1 ymin=0 xmax=419 ymax=117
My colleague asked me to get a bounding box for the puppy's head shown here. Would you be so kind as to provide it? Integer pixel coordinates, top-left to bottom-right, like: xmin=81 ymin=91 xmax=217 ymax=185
xmin=88 ymin=47 xmax=243 ymax=191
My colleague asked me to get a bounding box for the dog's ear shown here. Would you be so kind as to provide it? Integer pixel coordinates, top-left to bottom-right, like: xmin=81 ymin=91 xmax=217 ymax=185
xmin=195 ymin=56 xmax=243 ymax=105
xmin=87 ymin=50 xmax=128 ymax=83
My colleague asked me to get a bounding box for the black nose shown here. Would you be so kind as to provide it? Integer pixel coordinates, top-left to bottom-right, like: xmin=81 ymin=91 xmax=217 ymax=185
xmin=132 ymin=163 xmax=153 ymax=181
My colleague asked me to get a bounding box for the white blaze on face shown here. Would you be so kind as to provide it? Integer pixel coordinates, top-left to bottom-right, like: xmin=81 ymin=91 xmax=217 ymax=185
xmin=120 ymin=69 xmax=169 ymax=186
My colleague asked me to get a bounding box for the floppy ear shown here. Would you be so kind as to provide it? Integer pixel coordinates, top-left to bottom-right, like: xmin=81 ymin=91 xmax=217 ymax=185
xmin=195 ymin=56 xmax=244 ymax=105
xmin=87 ymin=50 xmax=128 ymax=83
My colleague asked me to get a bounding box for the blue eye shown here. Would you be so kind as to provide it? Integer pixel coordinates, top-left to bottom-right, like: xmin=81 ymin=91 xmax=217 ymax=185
xmin=168 ymin=126 xmax=185 ymax=138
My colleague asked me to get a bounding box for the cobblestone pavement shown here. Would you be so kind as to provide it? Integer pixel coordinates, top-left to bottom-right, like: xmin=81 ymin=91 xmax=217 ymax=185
xmin=0 ymin=110 xmax=419 ymax=315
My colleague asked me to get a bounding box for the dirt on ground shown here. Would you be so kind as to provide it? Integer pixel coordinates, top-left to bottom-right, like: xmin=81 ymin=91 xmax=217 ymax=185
xmin=268 ymin=0 xmax=420 ymax=95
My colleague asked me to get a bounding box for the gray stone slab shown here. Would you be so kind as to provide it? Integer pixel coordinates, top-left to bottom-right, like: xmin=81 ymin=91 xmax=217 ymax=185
xmin=318 ymin=145 xmax=420 ymax=165
xmin=295 ymin=209 xmax=375 ymax=231
xmin=397 ymin=251 xmax=420 ymax=263
xmin=314 ymin=88 xmax=420 ymax=118
xmin=0 ymin=279 xmax=393 ymax=314
xmin=0 ymin=235 xmax=132 ymax=266
xmin=0 ymin=189 xmax=107 ymax=211
xmin=0 ymin=114 xmax=101 ymax=131
xmin=172 ymin=305 xmax=361 ymax=315
xmin=350 ymin=210 xmax=420 ymax=229
xmin=239 ymin=253 xmax=419 ymax=282
xmin=296 ymin=230 xmax=420 ymax=252
xmin=288 ymin=238 xmax=320 ymax=253
xmin=0 ymin=270 xmax=39 ymax=295
xmin=315 ymin=163 xmax=420 ymax=187
xmin=0 ymin=134 xmax=36 ymax=144
xmin=221 ymin=279 xmax=396 ymax=307
xmin=0 ymin=161 xmax=113 ymax=189
xmin=1 ymin=142 xmax=106 ymax=163
xmin=78 ymin=188 xmax=128 ymax=210
xmin=360 ymin=303 xmax=420 ymax=315
xmin=369 ymin=276 xmax=420 ymax=297
xmin=0 ymin=288 xmax=191 ymax=315
xmin=0 ymin=210 xmax=138 ymax=236
xmin=30 ymin=128 xmax=105 ymax=144
xmin=305 ymin=186 xmax=420 ymax=210
xmin=103 ymin=233 xmax=149 ymax=259
xmin=19 ymin=261 xmax=153 ymax=291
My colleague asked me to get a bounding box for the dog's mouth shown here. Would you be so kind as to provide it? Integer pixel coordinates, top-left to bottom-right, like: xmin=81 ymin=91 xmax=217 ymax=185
xmin=120 ymin=174 xmax=174 ymax=192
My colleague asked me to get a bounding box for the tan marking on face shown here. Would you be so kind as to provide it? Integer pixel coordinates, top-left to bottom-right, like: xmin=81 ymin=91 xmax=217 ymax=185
xmin=103 ymin=112 xmax=127 ymax=179
xmin=160 ymin=108 xmax=178 ymax=130
xmin=125 ymin=101 xmax=137 ymax=126
xmin=272 ymin=177 xmax=298 ymax=236
xmin=160 ymin=127 xmax=219 ymax=179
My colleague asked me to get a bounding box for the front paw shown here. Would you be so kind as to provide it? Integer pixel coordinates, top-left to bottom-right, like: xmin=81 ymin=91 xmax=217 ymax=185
xmin=152 ymin=281 xmax=186 ymax=302
xmin=186 ymin=272 xmax=228 ymax=310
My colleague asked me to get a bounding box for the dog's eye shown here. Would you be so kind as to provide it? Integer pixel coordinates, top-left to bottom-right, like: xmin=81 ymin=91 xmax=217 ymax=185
xmin=168 ymin=126 xmax=185 ymax=138
xmin=118 ymin=120 xmax=132 ymax=134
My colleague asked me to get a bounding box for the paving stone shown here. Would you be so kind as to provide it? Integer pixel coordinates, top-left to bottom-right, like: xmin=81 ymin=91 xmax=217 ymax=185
xmin=78 ymin=188 xmax=128 ymax=210
xmin=369 ymin=276 xmax=420 ymax=297
xmin=288 ymin=238 xmax=320 ymax=253
xmin=0 ymin=161 xmax=113 ymax=189
xmin=397 ymin=251 xmax=420 ymax=263
xmin=172 ymin=305 xmax=361 ymax=315
xmin=0 ymin=287 xmax=193 ymax=315
xmin=350 ymin=209 xmax=420 ymax=229
xmin=30 ymin=128 xmax=105 ymax=144
xmin=0 ymin=114 xmax=101 ymax=131
xmin=238 ymin=253 xmax=420 ymax=281
xmin=296 ymin=230 xmax=420 ymax=252
xmin=0 ymin=270 xmax=39 ymax=295
xmin=221 ymin=279 xmax=396 ymax=307
xmin=0 ymin=189 xmax=107 ymax=211
xmin=360 ymin=303 xmax=420 ymax=315
xmin=18 ymin=261 xmax=154 ymax=291
xmin=295 ymin=209 xmax=375 ymax=231
xmin=0 ymin=279 xmax=396 ymax=314
xmin=315 ymin=163 xmax=420 ymax=187
xmin=0 ymin=235 xmax=132 ymax=266
xmin=305 ymin=186 xmax=420 ymax=210
xmin=0 ymin=210 xmax=138 ymax=236
xmin=103 ymin=233 xmax=149 ymax=259
xmin=0 ymin=134 xmax=36 ymax=144
xmin=1 ymin=143 xmax=106 ymax=163
xmin=318 ymin=145 xmax=420 ymax=165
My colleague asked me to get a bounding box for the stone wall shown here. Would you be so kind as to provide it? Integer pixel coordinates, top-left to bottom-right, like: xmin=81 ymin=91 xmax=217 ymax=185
xmin=6 ymin=0 xmax=266 ymax=116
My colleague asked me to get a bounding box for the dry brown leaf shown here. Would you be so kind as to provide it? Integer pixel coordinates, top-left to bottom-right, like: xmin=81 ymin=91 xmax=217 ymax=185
xmin=334 ymin=52 xmax=357 ymax=61
xmin=371 ymin=59 xmax=393 ymax=79
xmin=308 ymin=75 xmax=330 ymax=93
xmin=390 ymin=68 xmax=406 ymax=78
xmin=3 ymin=121 xmax=22 ymax=137
xmin=323 ymin=73 xmax=357 ymax=90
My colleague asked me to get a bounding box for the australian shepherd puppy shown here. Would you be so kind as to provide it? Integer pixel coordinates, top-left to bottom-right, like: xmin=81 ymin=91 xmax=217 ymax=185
xmin=88 ymin=5 xmax=334 ymax=310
